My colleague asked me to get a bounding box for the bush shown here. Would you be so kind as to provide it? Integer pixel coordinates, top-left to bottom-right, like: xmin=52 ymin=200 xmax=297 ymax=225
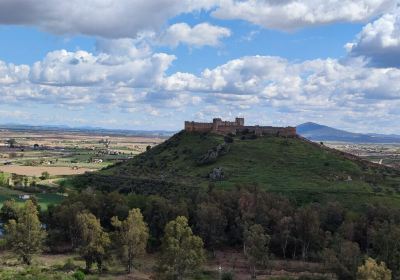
xmin=73 ymin=270 xmax=85 ymax=280
xmin=63 ymin=258 xmax=78 ymax=271
xmin=222 ymin=271 xmax=235 ymax=280
xmin=224 ymin=135 xmax=234 ymax=143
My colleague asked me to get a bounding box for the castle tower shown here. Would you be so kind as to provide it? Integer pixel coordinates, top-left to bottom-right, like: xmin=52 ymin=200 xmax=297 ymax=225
xmin=235 ymin=117 xmax=244 ymax=126
xmin=212 ymin=118 xmax=222 ymax=131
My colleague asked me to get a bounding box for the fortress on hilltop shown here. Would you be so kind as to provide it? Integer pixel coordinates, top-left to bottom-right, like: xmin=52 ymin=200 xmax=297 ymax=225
xmin=184 ymin=117 xmax=297 ymax=137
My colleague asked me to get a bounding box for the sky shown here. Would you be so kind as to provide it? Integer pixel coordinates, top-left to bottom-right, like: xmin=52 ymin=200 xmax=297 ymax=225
xmin=0 ymin=0 xmax=400 ymax=133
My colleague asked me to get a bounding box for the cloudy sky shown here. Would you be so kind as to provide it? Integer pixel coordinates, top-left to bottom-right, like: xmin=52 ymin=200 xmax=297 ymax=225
xmin=0 ymin=0 xmax=400 ymax=133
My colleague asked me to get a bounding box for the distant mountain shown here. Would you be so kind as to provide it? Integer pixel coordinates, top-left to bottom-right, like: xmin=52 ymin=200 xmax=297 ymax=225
xmin=297 ymin=122 xmax=400 ymax=143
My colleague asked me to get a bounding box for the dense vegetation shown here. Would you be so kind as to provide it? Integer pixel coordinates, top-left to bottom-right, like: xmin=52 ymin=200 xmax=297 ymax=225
xmin=1 ymin=131 xmax=400 ymax=279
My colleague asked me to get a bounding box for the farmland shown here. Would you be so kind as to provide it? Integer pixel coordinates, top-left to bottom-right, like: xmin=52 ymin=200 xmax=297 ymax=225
xmin=0 ymin=127 xmax=166 ymax=208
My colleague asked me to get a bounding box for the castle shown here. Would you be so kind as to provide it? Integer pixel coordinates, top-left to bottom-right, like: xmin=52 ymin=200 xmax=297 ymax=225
xmin=184 ymin=117 xmax=297 ymax=137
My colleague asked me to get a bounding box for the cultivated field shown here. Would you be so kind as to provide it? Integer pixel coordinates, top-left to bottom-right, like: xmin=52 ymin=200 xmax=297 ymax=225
xmin=0 ymin=165 xmax=93 ymax=176
xmin=326 ymin=142 xmax=400 ymax=169
xmin=0 ymin=127 xmax=167 ymax=208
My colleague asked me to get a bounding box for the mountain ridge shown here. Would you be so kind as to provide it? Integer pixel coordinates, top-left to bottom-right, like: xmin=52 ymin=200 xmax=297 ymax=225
xmin=297 ymin=122 xmax=400 ymax=143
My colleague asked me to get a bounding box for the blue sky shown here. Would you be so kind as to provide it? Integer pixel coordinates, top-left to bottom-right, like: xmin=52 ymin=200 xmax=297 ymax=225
xmin=0 ymin=1 xmax=399 ymax=133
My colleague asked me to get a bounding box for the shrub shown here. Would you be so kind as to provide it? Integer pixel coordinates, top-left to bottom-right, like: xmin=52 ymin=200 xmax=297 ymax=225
xmin=73 ymin=270 xmax=85 ymax=280
xmin=63 ymin=258 xmax=78 ymax=271
xmin=224 ymin=135 xmax=234 ymax=143
xmin=221 ymin=271 xmax=235 ymax=280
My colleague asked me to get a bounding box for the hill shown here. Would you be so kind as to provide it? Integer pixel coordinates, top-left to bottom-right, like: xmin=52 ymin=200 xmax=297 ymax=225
xmin=75 ymin=131 xmax=400 ymax=208
xmin=297 ymin=122 xmax=400 ymax=143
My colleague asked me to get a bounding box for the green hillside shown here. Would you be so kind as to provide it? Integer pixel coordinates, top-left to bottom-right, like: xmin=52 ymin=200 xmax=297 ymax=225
xmin=75 ymin=131 xmax=400 ymax=207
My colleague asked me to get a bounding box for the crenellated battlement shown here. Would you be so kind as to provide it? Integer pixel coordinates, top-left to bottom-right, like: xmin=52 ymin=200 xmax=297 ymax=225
xmin=184 ymin=117 xmax=297 ymax=137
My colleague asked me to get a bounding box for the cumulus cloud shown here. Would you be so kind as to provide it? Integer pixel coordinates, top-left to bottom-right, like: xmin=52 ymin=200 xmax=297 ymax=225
xmin=212 ymin=0 xmax=396 ymax=31
xmin=29 ymin=45 xmax=175 ymax=87
xmin=0 ymin=0 xmax=216 ymax=38
xmin=159 ymin=22 xmax=231 ymax=47
xmin=1 ymin=0 xmax=397 ymax=39
xmin=2 ymin=47 xmax=400 ymax=131
xmin=346 ymin=11 xmax=400 ymax=67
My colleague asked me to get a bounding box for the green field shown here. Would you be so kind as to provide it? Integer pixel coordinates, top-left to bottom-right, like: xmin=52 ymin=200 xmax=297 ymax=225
xmin=0 ymin=187 xmax=64 ymax=210
xmin=76 ymin=131 xmax=400 ymax=208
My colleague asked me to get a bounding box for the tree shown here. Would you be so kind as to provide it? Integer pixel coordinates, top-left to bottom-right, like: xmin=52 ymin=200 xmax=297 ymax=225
xmin=323 ymin=239 xmax=361 ymax=280
xmin=370 ymin=222 xmax=400 ymax=277
xmin=276 ymin=216 xmax=293 ymax=259
xmin=195 ymin=202 xmax=227 ymax=254
xmin=6 ymin=138 xmax=16 ymax=148
xmin=40 ymin=171 xmax=50 ymax=180
xmin=357 ymin=258 xmax=391 ymax=280
xmin=0 ymin=199 xmax=19 ymax=223
xmin=157 ymin=216 xmax=205 ymax=280
xmin=295 ymin=206 xmax=321 ymax=260
xmin=76 ymin=212 xmax=111 ymax=272
xmin=111 ymin=208 xmax=149 ymax=273
xmin=244 ymin=224 xmax=270 ymax=279
xmin=4 ymin=200 xmax=46 ymax=265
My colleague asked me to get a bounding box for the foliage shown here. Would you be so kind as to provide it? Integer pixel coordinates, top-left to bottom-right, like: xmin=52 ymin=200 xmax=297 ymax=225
xmin=40 ymin=171 xmax=50 ymax=180
xmin=221 ymin=271 xmax=235 ymax=280
xmin=157 ymin=216 xmax=205 ymax=280
xmin=195 ymin=201 xmax=227 ymax=251
xmin=357 ymin=258 xmax=391 ymax=280
xmin=4 ymin=200 xmax=46 ymax=265
xmin=76 ymin=212 xmax=111 ymax=272
xmin=111 ymin=208 xmax=149 ymax=273
xmin=295 ymin=206 xmax=321 ymax=260
xmin=0 ymin=199 xmax=19 ymax=223
xmin=0 ymin=266 xmax=75 ymax=280
xmin=244 ymin=224 xmax=270 ymax=279
xmin=73 ymin=270 xmax=86 ymax=280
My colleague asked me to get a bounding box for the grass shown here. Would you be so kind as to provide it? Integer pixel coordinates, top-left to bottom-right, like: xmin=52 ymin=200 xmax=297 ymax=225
xmin=0 ymin=187 xmax=65 ymax=210
xmin=77 ymin=131 xmax=400 ymax=208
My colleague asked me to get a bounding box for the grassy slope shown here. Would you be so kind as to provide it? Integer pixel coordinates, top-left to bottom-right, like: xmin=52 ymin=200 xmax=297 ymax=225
xmin=78 ymin=131 xmax=400 ymax=207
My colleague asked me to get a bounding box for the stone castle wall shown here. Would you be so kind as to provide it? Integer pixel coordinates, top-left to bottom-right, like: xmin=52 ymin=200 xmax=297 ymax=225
xmin=184 ymin=118 xmax=297 ymax=137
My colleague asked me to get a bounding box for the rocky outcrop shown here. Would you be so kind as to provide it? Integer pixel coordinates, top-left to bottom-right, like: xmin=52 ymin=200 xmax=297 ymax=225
xmin=209 ymin=167 xmax=224 ymax=180
xmin=197 ymin=143 xmax=230 ymax=165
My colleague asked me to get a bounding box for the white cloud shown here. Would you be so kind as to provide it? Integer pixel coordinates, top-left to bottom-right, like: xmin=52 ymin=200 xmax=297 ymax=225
xmin=2 ymin=47 xmax=400 ymax=132
xmin=29 ymin=48 xmax=175 ymax=88
xmin=212 ymin=0 xmax=396 ymax=31
xmin=346 ymin=10 xmax=400 ymax=67
xmin=159 ymin=22 xmax=231 ymax=47
xmin=0 ymin=0 xmax=216 ymax=38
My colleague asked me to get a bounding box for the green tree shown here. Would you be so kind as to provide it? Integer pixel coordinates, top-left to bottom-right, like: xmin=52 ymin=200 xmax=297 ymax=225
xmin=6 ymin=138 xmax=16 ymax=148
xmin=371 ymin=222 xmax=400 ymax=277
xmin=76 ymin=212 xmax=111 ymax=272
xmin=195 ymin=202 xmax=227 ymax=254
xmin=276 ymin=216 xmax=293 ymax=259
xmin=244 ymin=224 xmax=270 ymax=279
xmin=111 ymin=208 xmax=149 ymax=273
xmin=295 ymin=206 xmax=321 ymax=260
xmin=357 ymin=258 xmax=391 ymax=280
xmin=40 ymin=171 xmax=50 ymax=180
xmin=157 ymin=216 xmax=205 ymax=280
xmin=4 ymin=200 xmax=46 ymax=265
xmin=0 ymin=199 xmax=19 ymax=223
